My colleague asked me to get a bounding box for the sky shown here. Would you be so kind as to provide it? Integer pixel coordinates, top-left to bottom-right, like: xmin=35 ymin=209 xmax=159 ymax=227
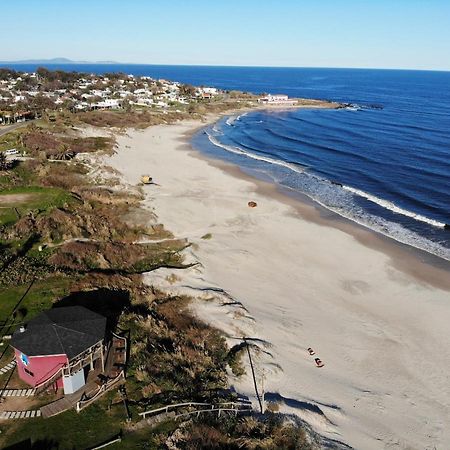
xmin=1 ymin=0 xmax=450 ymax=70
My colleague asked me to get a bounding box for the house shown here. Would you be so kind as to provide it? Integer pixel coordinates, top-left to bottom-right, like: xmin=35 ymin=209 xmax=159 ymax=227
xmin=201 ymin=87 xmax=219 ymax=95
xmin=91 ymin=98 xmax=121 ymax=109
xmin=258 ymin=94 xmax=297 ymax=105
xmin=10 ymin=306 xmax=107 ymax=394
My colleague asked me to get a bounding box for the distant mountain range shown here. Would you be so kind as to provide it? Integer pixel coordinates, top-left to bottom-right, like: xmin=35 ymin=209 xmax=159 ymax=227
xmin=0 ymin=57 xmax=120 ymax=65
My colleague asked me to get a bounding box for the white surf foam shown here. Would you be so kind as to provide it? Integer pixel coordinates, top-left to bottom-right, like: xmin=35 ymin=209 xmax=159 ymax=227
xmin=225 ymin=115 xmax=237 ymax=126
xmin=280 ymin=182 xmax=450 ymax=261
xmin=203 ymin=128 xmax=450 ymax=261
xmin=342 ymin=185 xmax=446 ymax=228
xmin=207 ymin=132 xmax=305 ymax=175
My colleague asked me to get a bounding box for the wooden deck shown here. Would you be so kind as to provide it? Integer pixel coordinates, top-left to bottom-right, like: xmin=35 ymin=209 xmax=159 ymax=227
xmin=40 ymin=334 xmax=127 ymax=418
xmin=40 ymin=374 xmax=104 ymax=418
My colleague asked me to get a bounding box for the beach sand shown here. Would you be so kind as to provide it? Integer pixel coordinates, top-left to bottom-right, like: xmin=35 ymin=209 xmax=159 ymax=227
xmin=104 ymin=118 xmax=450 ymax=449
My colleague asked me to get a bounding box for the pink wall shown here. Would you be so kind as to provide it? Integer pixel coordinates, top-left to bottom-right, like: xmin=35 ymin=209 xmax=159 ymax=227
xmin=14 ymin=349 xmax=68 ymax=389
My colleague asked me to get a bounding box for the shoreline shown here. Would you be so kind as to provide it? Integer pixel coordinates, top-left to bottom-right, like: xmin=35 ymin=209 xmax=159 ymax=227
xmin=185 ymin=111 xmax=450 ymax=289
xmin=103 ymin=115 xmax=450 ymax=449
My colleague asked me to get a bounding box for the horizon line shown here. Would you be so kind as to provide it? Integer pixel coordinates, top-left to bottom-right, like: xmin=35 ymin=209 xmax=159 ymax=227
xmin=1 ymin=59 xmax=449 ymax=73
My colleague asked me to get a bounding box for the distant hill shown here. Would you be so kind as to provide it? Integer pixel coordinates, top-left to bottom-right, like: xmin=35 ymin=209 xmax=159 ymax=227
xmin=0 ymin=57 xmax=120 ymax=65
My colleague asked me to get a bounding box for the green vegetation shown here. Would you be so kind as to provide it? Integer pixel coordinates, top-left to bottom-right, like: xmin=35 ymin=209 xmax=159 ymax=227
xmin=1 ymin=398 xmax=123 ymax=450
xmin=0 ymin=128 xmax=25 ymax=153
xmin=0 ymin=186 xmax=72 ymax=226
xmin=1 ymin=399 xmax=179 ymax=449
xmin=0 ymin=208 xmax=17 ymax=227
xmin=201 ymin=232 xmax=212 ymax=240
xmin=0 ymin=276 xmax=71 ymax=325
xmin=227 ymin=344 xmax=247 ymax=377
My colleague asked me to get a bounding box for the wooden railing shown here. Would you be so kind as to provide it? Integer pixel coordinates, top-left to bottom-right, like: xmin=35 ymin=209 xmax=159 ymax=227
xmin=138 ymin=401 xmax=252 ymax=420
xmin=76 ymin=370 xmax=125 ymax=412
xmin=90 ymin=435 xmax=122 ymax=450
xmin=175 ymin=405 xmax=252 ymax=419
xmin=34 ymin=364 xmax=65 ymax=395
xmin=63 ymin=344 xmax=103 ymax=376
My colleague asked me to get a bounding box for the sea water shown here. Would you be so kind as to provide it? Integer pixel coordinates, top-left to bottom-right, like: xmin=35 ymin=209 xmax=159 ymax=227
xmin=6 ymin=64 xmax=450 ymax=260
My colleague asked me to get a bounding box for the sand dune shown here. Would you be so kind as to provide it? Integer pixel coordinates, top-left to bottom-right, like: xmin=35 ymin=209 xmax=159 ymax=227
xmin=104 ymin=119 xmax=450 ymax=450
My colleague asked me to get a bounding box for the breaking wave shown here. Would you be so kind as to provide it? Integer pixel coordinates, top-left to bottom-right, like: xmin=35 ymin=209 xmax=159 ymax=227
xmin=342 ymin=186 xmax=446 ymax=229
xmin=200 ymin=119 xmax=450 ymax=262
xmin=206 ymin=132 xmax=306 ymax=174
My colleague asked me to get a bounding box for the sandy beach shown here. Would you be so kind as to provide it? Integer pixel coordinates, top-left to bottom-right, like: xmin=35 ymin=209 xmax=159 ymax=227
xmin=103 ymin=117 xmax=450 ymax=450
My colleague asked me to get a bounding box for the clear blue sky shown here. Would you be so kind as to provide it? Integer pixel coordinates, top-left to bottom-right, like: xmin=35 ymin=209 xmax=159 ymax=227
xmin=1 ymin=0 xmax=450 ymax=70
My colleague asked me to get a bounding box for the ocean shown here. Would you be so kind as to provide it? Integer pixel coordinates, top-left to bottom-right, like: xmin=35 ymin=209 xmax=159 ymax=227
xmin=6 ymin=64 xmax=450 ymax=260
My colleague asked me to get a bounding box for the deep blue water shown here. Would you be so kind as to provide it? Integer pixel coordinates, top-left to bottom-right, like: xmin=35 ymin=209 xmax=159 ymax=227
xmin=5 ymin=64 xmax=450 ymax=260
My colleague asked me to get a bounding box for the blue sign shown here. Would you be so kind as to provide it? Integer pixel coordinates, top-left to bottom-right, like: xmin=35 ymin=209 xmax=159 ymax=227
xmin=20 ymin=353 xmax=29 ymax=366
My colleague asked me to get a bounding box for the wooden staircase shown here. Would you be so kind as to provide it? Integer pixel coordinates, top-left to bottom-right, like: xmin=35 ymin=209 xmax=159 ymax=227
xmin=34 ymin=365 xmax=64 ymax=395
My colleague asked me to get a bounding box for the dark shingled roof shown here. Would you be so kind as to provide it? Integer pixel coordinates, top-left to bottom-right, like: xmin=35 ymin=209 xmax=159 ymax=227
xmin=11 ymin=306 xmax=106 ymax=359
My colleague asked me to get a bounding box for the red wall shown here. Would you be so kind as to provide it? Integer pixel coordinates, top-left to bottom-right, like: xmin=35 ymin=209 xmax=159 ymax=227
xmin=14 ymin=349 xmax=68 ymax=389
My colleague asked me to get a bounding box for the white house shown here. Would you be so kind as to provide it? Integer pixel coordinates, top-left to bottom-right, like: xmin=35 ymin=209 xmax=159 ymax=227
xmin=201 ymin=87 xmax=219 ymax=95
xmin=258 ymin=94 xmax=297 ymax=105
xmin=92 ymin=98 xmax=121 ymax=109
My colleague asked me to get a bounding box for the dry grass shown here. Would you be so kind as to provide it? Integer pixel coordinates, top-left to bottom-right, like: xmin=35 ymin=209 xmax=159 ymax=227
xmin=169 ymin=413 xmax=316 ymax=450
xmin=48 ymin=240 xmax=187 ymax=273
xmin=22 ymin=128 xmax=115 ymax=159
xmin=77 ymin=109 xmax=187 ymax=129
xmin=122 ymin=295 xmax=230 ymax=405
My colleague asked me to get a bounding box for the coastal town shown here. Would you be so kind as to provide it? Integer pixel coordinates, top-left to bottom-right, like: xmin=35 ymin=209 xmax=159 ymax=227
xmin=0 ymin=67 xmax=225 ymax=125
xmin=0 ymin=68 xmax=335 ymax=132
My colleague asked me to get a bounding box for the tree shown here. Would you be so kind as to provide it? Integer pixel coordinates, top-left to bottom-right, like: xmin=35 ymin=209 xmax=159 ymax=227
xmin=29 ymin=94 xmax=56 ymax=116
xmin=0 ymin=68 xmax=17 ymax=80
xmin=0 ymin=152 xmax=10 ymax=171
xmin=179 ymin=84 xmax=197 ymax=97
xmin=36 ymin=66 xmax=51 ymax=80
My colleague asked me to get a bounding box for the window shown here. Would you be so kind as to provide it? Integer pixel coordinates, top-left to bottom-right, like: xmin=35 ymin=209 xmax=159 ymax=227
xmin=24 ymin=367 xmax=34 ymax=377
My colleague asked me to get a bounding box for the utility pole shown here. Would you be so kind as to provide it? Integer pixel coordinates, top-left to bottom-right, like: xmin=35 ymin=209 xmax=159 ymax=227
xmin=261 ymin=368 xmax=266 ymax=414
xmin=244 ymin=337 xmax=263 ymax=414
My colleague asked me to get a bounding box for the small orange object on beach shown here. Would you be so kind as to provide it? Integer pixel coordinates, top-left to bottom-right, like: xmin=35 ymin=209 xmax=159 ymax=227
xmin=248 ymin=201 xmax=257 ymax=208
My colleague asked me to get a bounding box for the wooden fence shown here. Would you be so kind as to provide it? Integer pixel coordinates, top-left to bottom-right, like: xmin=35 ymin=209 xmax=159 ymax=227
xmin=138 ymin=400 xmax=252 ymax=421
